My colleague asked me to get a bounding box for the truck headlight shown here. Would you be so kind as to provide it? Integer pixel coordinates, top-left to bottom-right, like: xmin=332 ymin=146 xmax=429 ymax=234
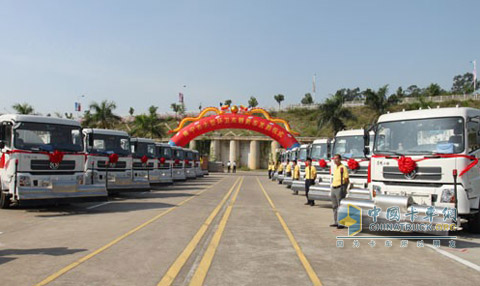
xmin=18 ymin=176 xmax=31 ymax=187
xmin=441 ymin=188 xmax=455 ymax=203
xmin=76 ymin=175 xmax=84 ymax=185
xmin=42 ymin=179 xmax=51 ymax=187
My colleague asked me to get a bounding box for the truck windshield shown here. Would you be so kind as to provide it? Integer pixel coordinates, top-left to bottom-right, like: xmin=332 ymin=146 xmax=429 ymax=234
xmin=132 ymin=142 xmax=156 ymax=158
xmin=89 ymin=134 xmax=130 ymax=156
xmin=158 ymin=146 xmax=172 ymax=159
xmin=290 ymin=151 xmax=297 ymax=161
xmin=186 ymin=152 xmax=194 ymax=160
xmin=173 ymin=149 xmax=184 ymax=160
xmin=299 ymin=148 xmax=308 ymax=160
xmin=333 ymin=136 xmax=365 ymax=159
xmin=14 ymin=122 xmax=82 ymax=152
xmin=311 ymin=144 xmax=328 ymax=160
xmin=374 ymin=117 xmax=465 ymax=155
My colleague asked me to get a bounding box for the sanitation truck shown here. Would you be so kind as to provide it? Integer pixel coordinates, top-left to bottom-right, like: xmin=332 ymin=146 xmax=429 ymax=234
xmin=184 ymin=149 xmax=197 ymax=179
xmin=291 ymin=139 xmax=332 ymax=194
xmin=340 ymin=107 xmax=480 ymax=233
xmin=172 ymin=146 xmax=186 ymax=181
xmin=277 ymin=149 xmax=292 ymax=184
xmin=283 ymin=146 xmax=299 ymax=188
xmin=193 ymin=150 xmax=204 ymax=177
xmin=155 ymin=143 xmax=174 ymax=184
xmin=0 ymin=115 xmax=107 ymax=208
xmin=308 ymin=129 xmax=372 ymax=202
xmin=131 ymin=137 xmax=159 ymax=185
xmin=83 ymin=129 xmax=149 ymax=193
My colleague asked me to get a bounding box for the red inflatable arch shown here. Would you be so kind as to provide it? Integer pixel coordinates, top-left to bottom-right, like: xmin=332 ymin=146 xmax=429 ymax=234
xmin=168 ymin=106 xmax=300 ymax=150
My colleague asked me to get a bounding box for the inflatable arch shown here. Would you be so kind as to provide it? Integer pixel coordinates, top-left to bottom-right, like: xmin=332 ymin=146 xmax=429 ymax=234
xmin=168 ymin=105 xmax=300 ymax=150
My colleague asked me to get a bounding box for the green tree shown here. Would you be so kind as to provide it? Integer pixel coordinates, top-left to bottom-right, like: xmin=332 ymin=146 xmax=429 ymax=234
xmin=317 ymin=95 xmax=355 ymax=136
xmin=406 ymin=85 xmax=423 ymax=97
xmin=424 ymin=83 xmax=445 ymax=97
xmin=301 ymin=93 xmax=314 ymax=105
xmin=87 ymin=100 xmax=121 ymax=129
xmin=395 ymin=86 xmax=405 ymax=98
xmin=274 ymin=94 xmax=285 ymax=110
xmin=129 ymin=107 xmax=135 ymax=116
xmin=224 ymin=99 xmax=232 ymax=106
xmin=170 ymin=103 xmax=183 ymax=119
xmin=248 ymin=96 xmax=258 ymax=108
xmin=333 ymin=88 xmax=362 ymax=102
xmin=452 ymin=73 xmax=479 ymax=94
xmin=12 ymin=103 xmax=34 ymax=114
xmin=364 ymin=85 xmax=399 ymax=115
xmin=131 ymin=105 xmax=164 ymax=139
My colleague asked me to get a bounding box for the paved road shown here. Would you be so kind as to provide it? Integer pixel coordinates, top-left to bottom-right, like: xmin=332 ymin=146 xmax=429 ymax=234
xmin=1 ymin=173 xmax=480 ymax=286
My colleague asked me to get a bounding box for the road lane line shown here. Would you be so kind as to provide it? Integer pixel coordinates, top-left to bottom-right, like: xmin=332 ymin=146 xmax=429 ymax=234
xmin=85 ymin=202 xmax=111 ymax=210
xmin=157 ymin=177 xmax=242 ymax=286
xmin=188 ymin=177 xmax=244 ymax=286
xmin=426 ymin=245 xmax=480 ymax=272
xmin=256 ymin=177 xmax=322 ymax=286
xmin=35 ymin=177 xmax=227 ymax=286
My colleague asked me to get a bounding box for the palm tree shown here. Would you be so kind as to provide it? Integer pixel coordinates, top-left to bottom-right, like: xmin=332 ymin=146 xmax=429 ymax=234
xmin=317 ymin=94 xmax=356 ymax=136
xmin=12 ymin=103 xmax=34 ymax=114
xmin=129 ymin=107 xmax=135 ymax=116
xmin=170 ymin=103 xmax=183 ymax=119
xmin=301 ymin=93 xmax=314 ymax=105
xmin=248 ymin=96 xmax=258 ymax=108
xmin=364 ymin=85 xmax=399 ymax=115
xmin=131 ymin=106 xmax=164 ymax=138
xmin=224 ymin=99 xmax=232 ymax=106
xmin=88 ymin=100 xmax=121 ymax=129
xmin=274 ymin=94 xmax=285 ymax=110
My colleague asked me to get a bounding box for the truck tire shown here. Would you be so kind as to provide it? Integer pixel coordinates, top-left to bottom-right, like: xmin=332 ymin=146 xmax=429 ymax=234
xmin=0 ymin=191 xmax=10 ymax=209
xmin=468 ymin=204 xmax=480 ymax=234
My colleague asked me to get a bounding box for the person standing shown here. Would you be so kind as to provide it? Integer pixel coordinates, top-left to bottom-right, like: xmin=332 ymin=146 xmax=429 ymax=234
xmin=268 ymin=161 xmax=274 ymax=179
xmin=292 ymin=160 xmax=300 ymax=181
xmin=227 ymin=161 xmax=231 ymax=173
xmin=285 ymin=159 xmax=292 ymax=177
xmin=330 ymin=154 xmax=349 ymax=229
xmin=304 ymin=157 xmax=317 ymax=206
xmin=233 ymin=161 xmax=237 ymax=173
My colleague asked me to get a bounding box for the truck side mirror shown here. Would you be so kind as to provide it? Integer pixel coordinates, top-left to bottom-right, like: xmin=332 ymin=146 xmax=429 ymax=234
xmin=0 ymin=141 xmax=4 ymax=149
xmin=363 ymin=129 xmax=370 ymax=146
xmin=88 ymin=134 xmax=94 ymax=147
xmin=364 ymin=146 xmax=370 ymax=157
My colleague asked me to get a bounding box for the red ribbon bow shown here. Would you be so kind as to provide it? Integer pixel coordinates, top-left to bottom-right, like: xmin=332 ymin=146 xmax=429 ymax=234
xmin=347 ymin=158 xmax=360 ymax=170
xmin=141 ymin=155 xmax=149 ymax=164
xmin=159 ymin=157 xmax=166 ymax=164
xmin=397 ymin=156 xmax=417 ymax=174
xmin=108 ymin=153 xmax=119 ymax=164
xmin=318 ymin=159 xmax=327 ymax=168
xmin=48 ymin=150 xmax=64 ymax=164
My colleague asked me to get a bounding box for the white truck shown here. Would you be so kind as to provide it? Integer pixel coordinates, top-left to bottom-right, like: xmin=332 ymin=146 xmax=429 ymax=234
xmin=283 ymin=146 xmax=299 ymax=188
xmin=155 ymin=143 xmax=174 ymax=184
xmin=83 ymin=129 xmax=149 ymax=193
xmin=0 ymin=115 xmax=107 ymax=208
xmin=277 ymin=149 xmax=292 ymax=184
xmin=308 ymin=129 xmax=372 ymax=202
xmin=172 ymin=146 xmax=187 ymax=181
xmin=291 ymin=139 xmax=332 ymax=194
xmin=271 ymin=150 xmax=285 ymax=181
xmin=130 ymin=137 xmax=159 ymax=185
xmin=340 ymin=107 xmax=480 ymax=232
xmin=193 ymin=150 xmax=204 ymax=177
xmin=184 ymin=149 xmax=197 ymax=179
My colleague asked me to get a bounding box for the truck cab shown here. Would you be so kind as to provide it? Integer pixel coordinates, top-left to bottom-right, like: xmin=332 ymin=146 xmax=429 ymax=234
xmin=184 ymin=149 xmax=196 ymax=179
xmin=172 ymin=146 xmax=186 ymax=181
xmin=283 ymin=146 xmax=299 ymax=187
xmin=83 ymin=129 xmax=149 ymax=193
xmin=131 ymin=138 xmax=158 ymax=185
xmin=155 ymin=143 xmax=174 ymax=184
xmin=193 ymin=150 xmax=204 ymax=177
xmin=277 ymin=150 xmax=291 ymax=184
xmin=0 ymin=115 xmax=107 ymax=208
xmin=341 ymin=107 xmax=480 ymax=232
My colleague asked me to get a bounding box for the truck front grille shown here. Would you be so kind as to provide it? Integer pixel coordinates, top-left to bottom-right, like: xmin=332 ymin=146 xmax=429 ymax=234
xmin=31 ymin=160 xmax=75 ymax=171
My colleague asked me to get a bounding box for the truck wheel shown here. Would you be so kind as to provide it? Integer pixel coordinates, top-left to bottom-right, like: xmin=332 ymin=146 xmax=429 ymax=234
xmin=468 ymin=205 xmax=480 ymax=234
xmin=0 ymin=191 xmax=10 ymax=209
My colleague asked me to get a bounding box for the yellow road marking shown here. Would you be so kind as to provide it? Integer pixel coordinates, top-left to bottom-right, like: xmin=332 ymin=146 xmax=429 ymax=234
xmin=157 ymin=177 xmax=242 ymax=286
xmin=35 ymin=177 xmax=227 ymax=286
xmin=256 ymin=177 xmax=322 ymax=286
xmin=189 ymin=176 xmax=244 ymax=286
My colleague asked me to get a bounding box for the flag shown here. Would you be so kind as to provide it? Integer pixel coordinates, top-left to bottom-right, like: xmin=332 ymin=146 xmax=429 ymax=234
xmin=472 ymin=60 xmax=477 ymax=91
xmin=179 ymin=92 xmax=184 ymax=103
xmin=312 ymin=74 xmax=316 ymax=93
xmin=74 ymin=102 xmax=81 ymax=111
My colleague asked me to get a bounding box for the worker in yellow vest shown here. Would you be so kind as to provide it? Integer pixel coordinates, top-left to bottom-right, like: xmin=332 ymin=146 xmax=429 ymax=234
xmin=292 ymin=160 xmax=300 ymax=180
xmin=285 ymin=159 xmax=292 ymax=177
xmin=268 ymin=161 xmax=274 ymax=179
xmin=330 ymin=154 xmax=349 ymax=229
xmin=304 ymin=157 xmax=317 ymax=206
xmin=277 ymin=161 xmax=284 ymax=174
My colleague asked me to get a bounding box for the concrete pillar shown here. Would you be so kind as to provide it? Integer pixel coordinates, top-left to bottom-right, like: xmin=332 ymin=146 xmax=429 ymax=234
xmin=229 ymin=140 xmax=237 ymax=164
xmin=248 ymin=140 xmax=260 ymax=169
xmin=271 ymin=141 xmax=280 ymax=162
xmin=189 ymin=140 xmax=196 ymax=150
xmin=210 ymin=140 xmax=220 ymax=162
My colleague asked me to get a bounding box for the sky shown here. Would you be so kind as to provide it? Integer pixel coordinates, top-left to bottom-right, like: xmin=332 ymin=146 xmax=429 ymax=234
xmin=0 ymin=0 xmax=479 ymax=116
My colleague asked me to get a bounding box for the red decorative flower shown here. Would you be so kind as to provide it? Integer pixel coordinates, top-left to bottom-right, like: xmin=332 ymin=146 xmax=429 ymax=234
xmin=159 ymin=157 xmax=166 ymax=164
xmin=318 ymin=159 xmax=327 ymax=168
xmin=48 ymin=150 xmax=64 ymax=164
xmin=347 ymin=158 xmax=360 ymax=170
xmin=398 ymin=156 xmax=416 ymax=174
xmin=175 ymin=159 xmax=180 ymax=164
xmin=185 ymin=159 xmax=190 ymax=165
xmin=108 ymin=153 xmax=119 ymax=164
xmin=141 ymin=155 xmax=149 ymax=164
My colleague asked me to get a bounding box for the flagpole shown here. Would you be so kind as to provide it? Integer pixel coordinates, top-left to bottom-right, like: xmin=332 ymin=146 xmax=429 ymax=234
xmin=312 ymin=73 xmax=316 ymax=103
xmin=473 ymin=60 xmax=477 ymax=93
